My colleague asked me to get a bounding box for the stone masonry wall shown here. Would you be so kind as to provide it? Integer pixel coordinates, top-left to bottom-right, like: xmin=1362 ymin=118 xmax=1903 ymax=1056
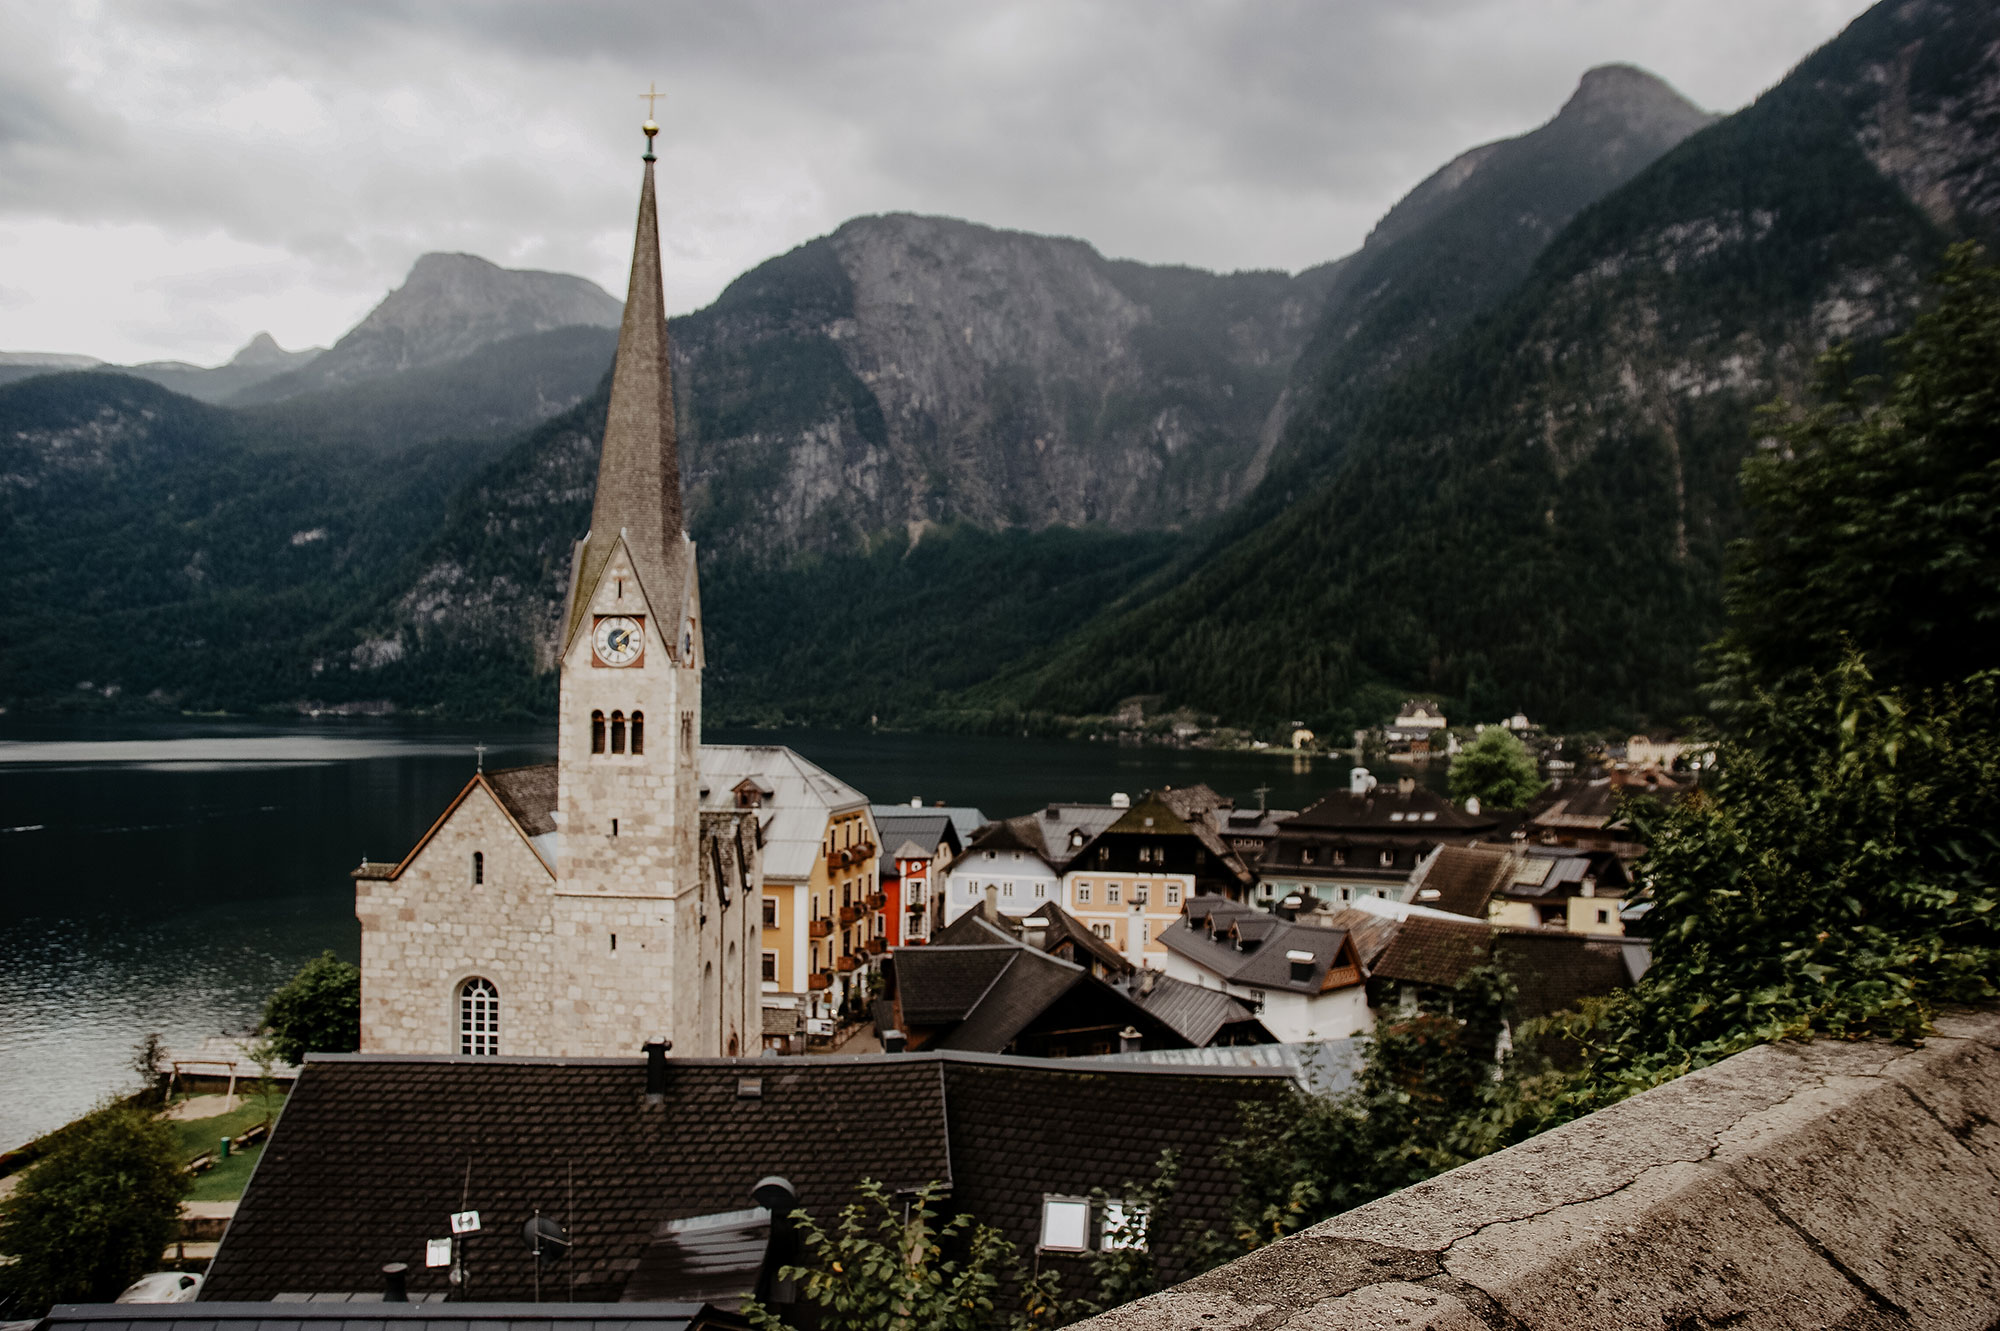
xmin=1080 ymin=1008 xmax=2000 ymax=1331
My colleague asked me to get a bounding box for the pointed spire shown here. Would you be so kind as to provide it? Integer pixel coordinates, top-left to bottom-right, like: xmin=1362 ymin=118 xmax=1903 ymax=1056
xmin=567 ymin=127 xmax=684 ymax=647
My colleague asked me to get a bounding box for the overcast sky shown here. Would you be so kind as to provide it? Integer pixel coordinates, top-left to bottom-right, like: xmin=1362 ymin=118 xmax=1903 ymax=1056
xmin=1 ymin=0 xmax=1874 ymax=365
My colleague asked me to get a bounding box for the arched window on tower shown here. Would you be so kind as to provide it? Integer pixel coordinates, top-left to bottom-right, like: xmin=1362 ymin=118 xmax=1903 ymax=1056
xmin=458 ymin=977 xmax=499 ymax=1055
xmin=630 ymin=711 xmax=644 ymax=755
xmin=611 ymin=710 xmax=626 ymax=754
xmin=471 ymin=851 xmax=484 ymax=885
xmin=591 ymin=711 xmax=605 ymax=754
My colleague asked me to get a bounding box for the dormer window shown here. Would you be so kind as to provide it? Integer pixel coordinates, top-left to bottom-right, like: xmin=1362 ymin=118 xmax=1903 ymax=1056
xmin=1070 ymin=830 xmax=1084 ymax=848
xmin=1301 ymin=848 xmax=1315 ymax=865
xmin=1379 ymin=850 xmax=1395 ymax=867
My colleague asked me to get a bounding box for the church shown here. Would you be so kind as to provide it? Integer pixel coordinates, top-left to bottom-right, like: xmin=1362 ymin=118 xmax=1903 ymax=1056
xmin=352 ymin=120 xmax=762 ymax=1060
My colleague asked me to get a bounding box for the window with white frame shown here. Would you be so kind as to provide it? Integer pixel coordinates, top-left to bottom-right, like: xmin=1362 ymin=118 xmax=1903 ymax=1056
xmin=458 ymin=977 xmax=500 ymax=1056
xmin=1039 ymin=1196 xmax=1091 ymax=1252
xmin=1166 ymin=884 xmax=1181 ymax=905
xmin=1075 ymin=881 xmax=1092 ymax=903
xmin=1102 ymin=1200 xmax=1150 ymax=1251
xmin=1134 ymin=885 xmax=1149 ymax=905
xmin=1107 ymin=883 xmax=1122 ymax=904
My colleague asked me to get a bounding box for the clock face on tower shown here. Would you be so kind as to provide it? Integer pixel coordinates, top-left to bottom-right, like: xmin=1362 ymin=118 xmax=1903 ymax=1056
xmin=592 ymin=615 xmax=645 ymax=667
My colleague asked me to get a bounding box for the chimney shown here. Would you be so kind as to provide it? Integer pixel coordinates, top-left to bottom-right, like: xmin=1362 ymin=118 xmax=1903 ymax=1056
xmin=1022 ymin=915 xmax=1051 ymax=949
xmin=982 ymin=884 xmax=999 ymax=921
xmin=1285 ymin=950 xmax=1315 ymax=984
xmin=1110 ymin=792 xmax=1131 ymax=809
xmin=382 ymin=1263 xmax=409 ymax=1303
xmin=910 ymin=796 xmax=923 ymax=807
xmin=1465 ymin=795 xmax=1482 ymax=816
xmin=1349 ymin=767 xmax=1375 ymax=796
xmin=1118 ymin=1025 xmax=1142 ymax=1053
xmin=1398 ymin=776 xmax=1416 ymax=796
xmin=752 ymin=1176 xmax=801 ymax=1308
xmin=1138 ymin=969 xmax=1158 ymax=997
xmin=643 ymin=1039 xmax=672 ymax=1103
xmin=882 ymin=1029 xmax=907 ymax=1053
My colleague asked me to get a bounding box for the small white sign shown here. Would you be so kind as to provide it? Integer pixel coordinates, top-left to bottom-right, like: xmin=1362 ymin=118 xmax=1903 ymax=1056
xmin=806 ymin=1018 xmax=834 ymax=1037
xmin=450 ymin=1210 xmax=482 ymax=1235
xmin=425 ymin=1238 xmax=452 ymax=1268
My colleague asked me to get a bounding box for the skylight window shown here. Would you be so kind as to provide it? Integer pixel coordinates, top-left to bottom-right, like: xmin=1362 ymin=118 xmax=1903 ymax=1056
xmin=1423 ymin=812 xmax=1437 ymax=821
xmin=1040 ymin=1196 xmax=1092 ymax=1252
xmin=1102 ymin=1200 xmax=1150 ymax=1251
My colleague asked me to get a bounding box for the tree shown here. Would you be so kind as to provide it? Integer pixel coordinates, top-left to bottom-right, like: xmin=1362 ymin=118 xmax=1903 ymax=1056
xmin=1716 ymin=242 xmax=2000 ymax=700
xmin=1222 ymin=966 xmax=1523 ymax=1250
xmin=260 ymin=951 xmax=360 ymax=1065
xmin=743 ymin=1180 xmax=1059 ymax=1331
xmin=0 ymin=1104 xmax=186 ymax=1316
xmin=1447 ymin=726 xmax=1542 ymax=809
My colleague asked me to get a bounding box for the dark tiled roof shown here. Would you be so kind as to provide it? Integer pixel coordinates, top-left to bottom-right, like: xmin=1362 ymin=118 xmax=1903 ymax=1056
xmin=1154 ymin=785 xmax=1228 ymax=821
xmin=1159 ymin=908 xmax=1362 ymax=994
xmin=1492 ymin=932 xmax=1641 ymax=1022
xmin=1028 ymin=901 xmax=1135 ymax=975
xmin=1311 ymin=907 xmax=1401 ymax=970
xmin=872 ymin=811 xmax=960 ymax=859
xmin=934 ymin=949 xmax=1087 ymax=1051
xmin=486 ymin=763 xmax=557 ymax=836
xmin=964 ymin=815 xmax=1048 ymax=858
xmin=42 ymin=1304 xmax=733 ymax=1331
xmin=1368 ymin=914 xmax=1495 ymax=988
xmin=937 ymin=1059 xmax=1290 ymax=1289
xmin=204 ymin=1053 xmax=1290 ymax=1305
xmin=1127 ymin=973 xmax=1267 ymax=1047
xmin=893 ymin=946 xmax=1019 ymax=1025
xmin=1288 ymin=786 xmax=1493 ymax=833
xmin=932 ymin=910 xmax=1024 ymax=947
xmin=203 ymin=1057 xmax=951 ymax=1304
xmin=1417 ymin=844 xmax=1516 ymax=918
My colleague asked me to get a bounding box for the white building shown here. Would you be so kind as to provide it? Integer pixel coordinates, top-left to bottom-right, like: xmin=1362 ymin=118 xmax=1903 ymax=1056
xmin=1156 ymin=897 xmax=1372 ymax=1042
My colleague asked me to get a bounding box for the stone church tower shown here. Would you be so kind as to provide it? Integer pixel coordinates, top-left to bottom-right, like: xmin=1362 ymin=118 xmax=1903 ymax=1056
xmin=353 ymin=124 xmax=760 ymax=1059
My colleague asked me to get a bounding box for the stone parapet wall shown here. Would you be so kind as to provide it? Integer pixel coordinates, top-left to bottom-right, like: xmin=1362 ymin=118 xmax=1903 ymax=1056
xmin=1080 ymin=1008 xmax=2000 ymax=1330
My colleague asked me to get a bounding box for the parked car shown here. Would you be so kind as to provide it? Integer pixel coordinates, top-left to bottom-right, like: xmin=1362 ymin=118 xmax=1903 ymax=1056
xmin=114 ymin=1273 xmax=203 ymax=1303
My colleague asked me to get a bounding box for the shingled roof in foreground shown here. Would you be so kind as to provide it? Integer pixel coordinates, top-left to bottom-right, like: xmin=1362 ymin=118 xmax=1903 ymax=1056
xmin=203 ymin=1051 xmax=1292 ymax=1306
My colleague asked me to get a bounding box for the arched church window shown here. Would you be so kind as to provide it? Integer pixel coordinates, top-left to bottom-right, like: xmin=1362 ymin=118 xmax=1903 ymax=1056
xmin=472 ymin=851 xmax=484 ymax=885
xmin=591 ymin=711 xmax=605 ymax=754
xmin=630 ymin=711 xmax=644 ymax=755
xmin=611 ymin=711 xmax=627 ymax=754
xmin=459 ymin=977 xmax=499 ymax=1056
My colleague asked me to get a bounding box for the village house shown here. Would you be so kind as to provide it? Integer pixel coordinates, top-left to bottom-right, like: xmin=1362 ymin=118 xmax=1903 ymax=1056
xmin=869 ymin=804 xmax=965 ymax=945
xmin=349 ymin=131 xmax=760 ymax=1060
xmin=699 ymin=746 xmax=877 ymax=1029
xmin=1257 ymin=768 xmax=1496 ymax=906
xmin=943 ymin=800 xmax=1124 ymax=922
xmin=1064 ymin=793 xmax=1251 ymax=967
xmin=1523 ymin=767 xmax=1692 ymax=861
xmin=1157 ymin=896 xmax=1372 ymax=1041
xmin=1384 ymin=697 xmax=1448 ymax=757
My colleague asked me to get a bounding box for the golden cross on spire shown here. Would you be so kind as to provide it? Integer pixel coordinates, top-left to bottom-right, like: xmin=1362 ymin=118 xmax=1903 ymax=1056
xmin=638 ymin=81 xmax=664 ymax=121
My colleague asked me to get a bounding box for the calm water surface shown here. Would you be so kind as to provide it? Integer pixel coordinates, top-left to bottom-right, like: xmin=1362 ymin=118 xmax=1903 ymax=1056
xmin=0 ymin=715 xmax=1355 ymax=1148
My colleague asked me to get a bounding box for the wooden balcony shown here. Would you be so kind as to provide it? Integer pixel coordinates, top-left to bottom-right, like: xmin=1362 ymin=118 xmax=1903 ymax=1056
xmin=808 ymin=918 xmax=832 ymax=940
xmin=807 ymin=971 xmax=832 ymax=991
xmin=838 ymin=905 xmax=863 ymax=927
xmin=835 ymin=955 xmax=858 ymax=973
xmin=865 ymin=937 xmax=886 ymax=956
xmin=865 ymin=892 xmax=887 ymax=911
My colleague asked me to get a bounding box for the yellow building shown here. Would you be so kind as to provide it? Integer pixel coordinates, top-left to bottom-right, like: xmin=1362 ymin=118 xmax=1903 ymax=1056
xmin=701 ymin=746 xmax=878 ymax=1030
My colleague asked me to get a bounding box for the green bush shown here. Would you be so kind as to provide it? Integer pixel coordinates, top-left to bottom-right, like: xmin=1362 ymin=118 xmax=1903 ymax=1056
xmin=0 ymin=1104 xmax=185 ymax=1316
xmin=1447 ymin=726 xmax=1543 ymax=810
xmin=260 ymin=951 xmax=360 ymax=1064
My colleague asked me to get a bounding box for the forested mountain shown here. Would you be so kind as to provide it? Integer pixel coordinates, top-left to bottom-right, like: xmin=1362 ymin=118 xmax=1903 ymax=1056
xmin=974 ymin=0 xmax=1999 ymax=734
xmin=5 ymin=0 xmax=1987 ymax=729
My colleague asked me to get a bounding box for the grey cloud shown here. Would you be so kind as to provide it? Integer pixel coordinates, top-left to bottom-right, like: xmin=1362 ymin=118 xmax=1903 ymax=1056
xmin=0 ymin=0 xmax=1872 ymax=363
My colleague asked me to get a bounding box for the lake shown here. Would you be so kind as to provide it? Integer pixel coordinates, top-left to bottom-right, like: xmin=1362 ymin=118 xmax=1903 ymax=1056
xmin=0 ymin=715 xmax=1360 ymax=1149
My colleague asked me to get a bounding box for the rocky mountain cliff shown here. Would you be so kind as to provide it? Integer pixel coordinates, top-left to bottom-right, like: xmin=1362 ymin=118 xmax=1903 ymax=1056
xmin=983 ymin=0 xmax=1998 ymax=732
xmin=231 ymin=252 xmax=621 ymax=403
xmin=670 ymin=216 xmax=1339 ymax=558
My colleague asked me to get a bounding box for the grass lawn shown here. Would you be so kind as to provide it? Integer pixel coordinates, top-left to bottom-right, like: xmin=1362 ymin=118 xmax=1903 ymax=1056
xmin=168 ymin=1092 xmax=285 ymax=1203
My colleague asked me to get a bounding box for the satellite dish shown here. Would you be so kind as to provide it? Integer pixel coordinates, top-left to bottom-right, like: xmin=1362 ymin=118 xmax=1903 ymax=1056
xmin=522 ymin=1214 xmax=570 ymax=1261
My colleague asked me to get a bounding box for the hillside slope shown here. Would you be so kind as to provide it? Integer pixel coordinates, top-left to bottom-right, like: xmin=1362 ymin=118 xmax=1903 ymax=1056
xmin=978 ymin=0 xmax=1997 ymax=733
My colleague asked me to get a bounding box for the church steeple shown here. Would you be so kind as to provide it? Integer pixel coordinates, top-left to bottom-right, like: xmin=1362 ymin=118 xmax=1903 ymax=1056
xmin=565 ymin=123 xmax=683 ymax=651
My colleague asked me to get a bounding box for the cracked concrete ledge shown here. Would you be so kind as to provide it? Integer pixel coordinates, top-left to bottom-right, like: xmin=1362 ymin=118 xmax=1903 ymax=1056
xmin=1079 ymin=1008 xmax=2000 ymax=1331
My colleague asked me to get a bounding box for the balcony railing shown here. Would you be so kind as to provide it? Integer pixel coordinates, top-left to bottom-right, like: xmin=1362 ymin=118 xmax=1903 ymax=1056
xmin=835 ymin=955 xmax=858 ymax=973
xmin=839 ymin=905 xmax=862 ymax=927
xmin=808 ymin=971 xmax=832 ymax=991
xmin=865 ymin=937 xmax=886 ymax=956
xmin=808 ymin=919 xmax=832 ymax=939
xmin=865 ymin=892 xmax=886 ymax=911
